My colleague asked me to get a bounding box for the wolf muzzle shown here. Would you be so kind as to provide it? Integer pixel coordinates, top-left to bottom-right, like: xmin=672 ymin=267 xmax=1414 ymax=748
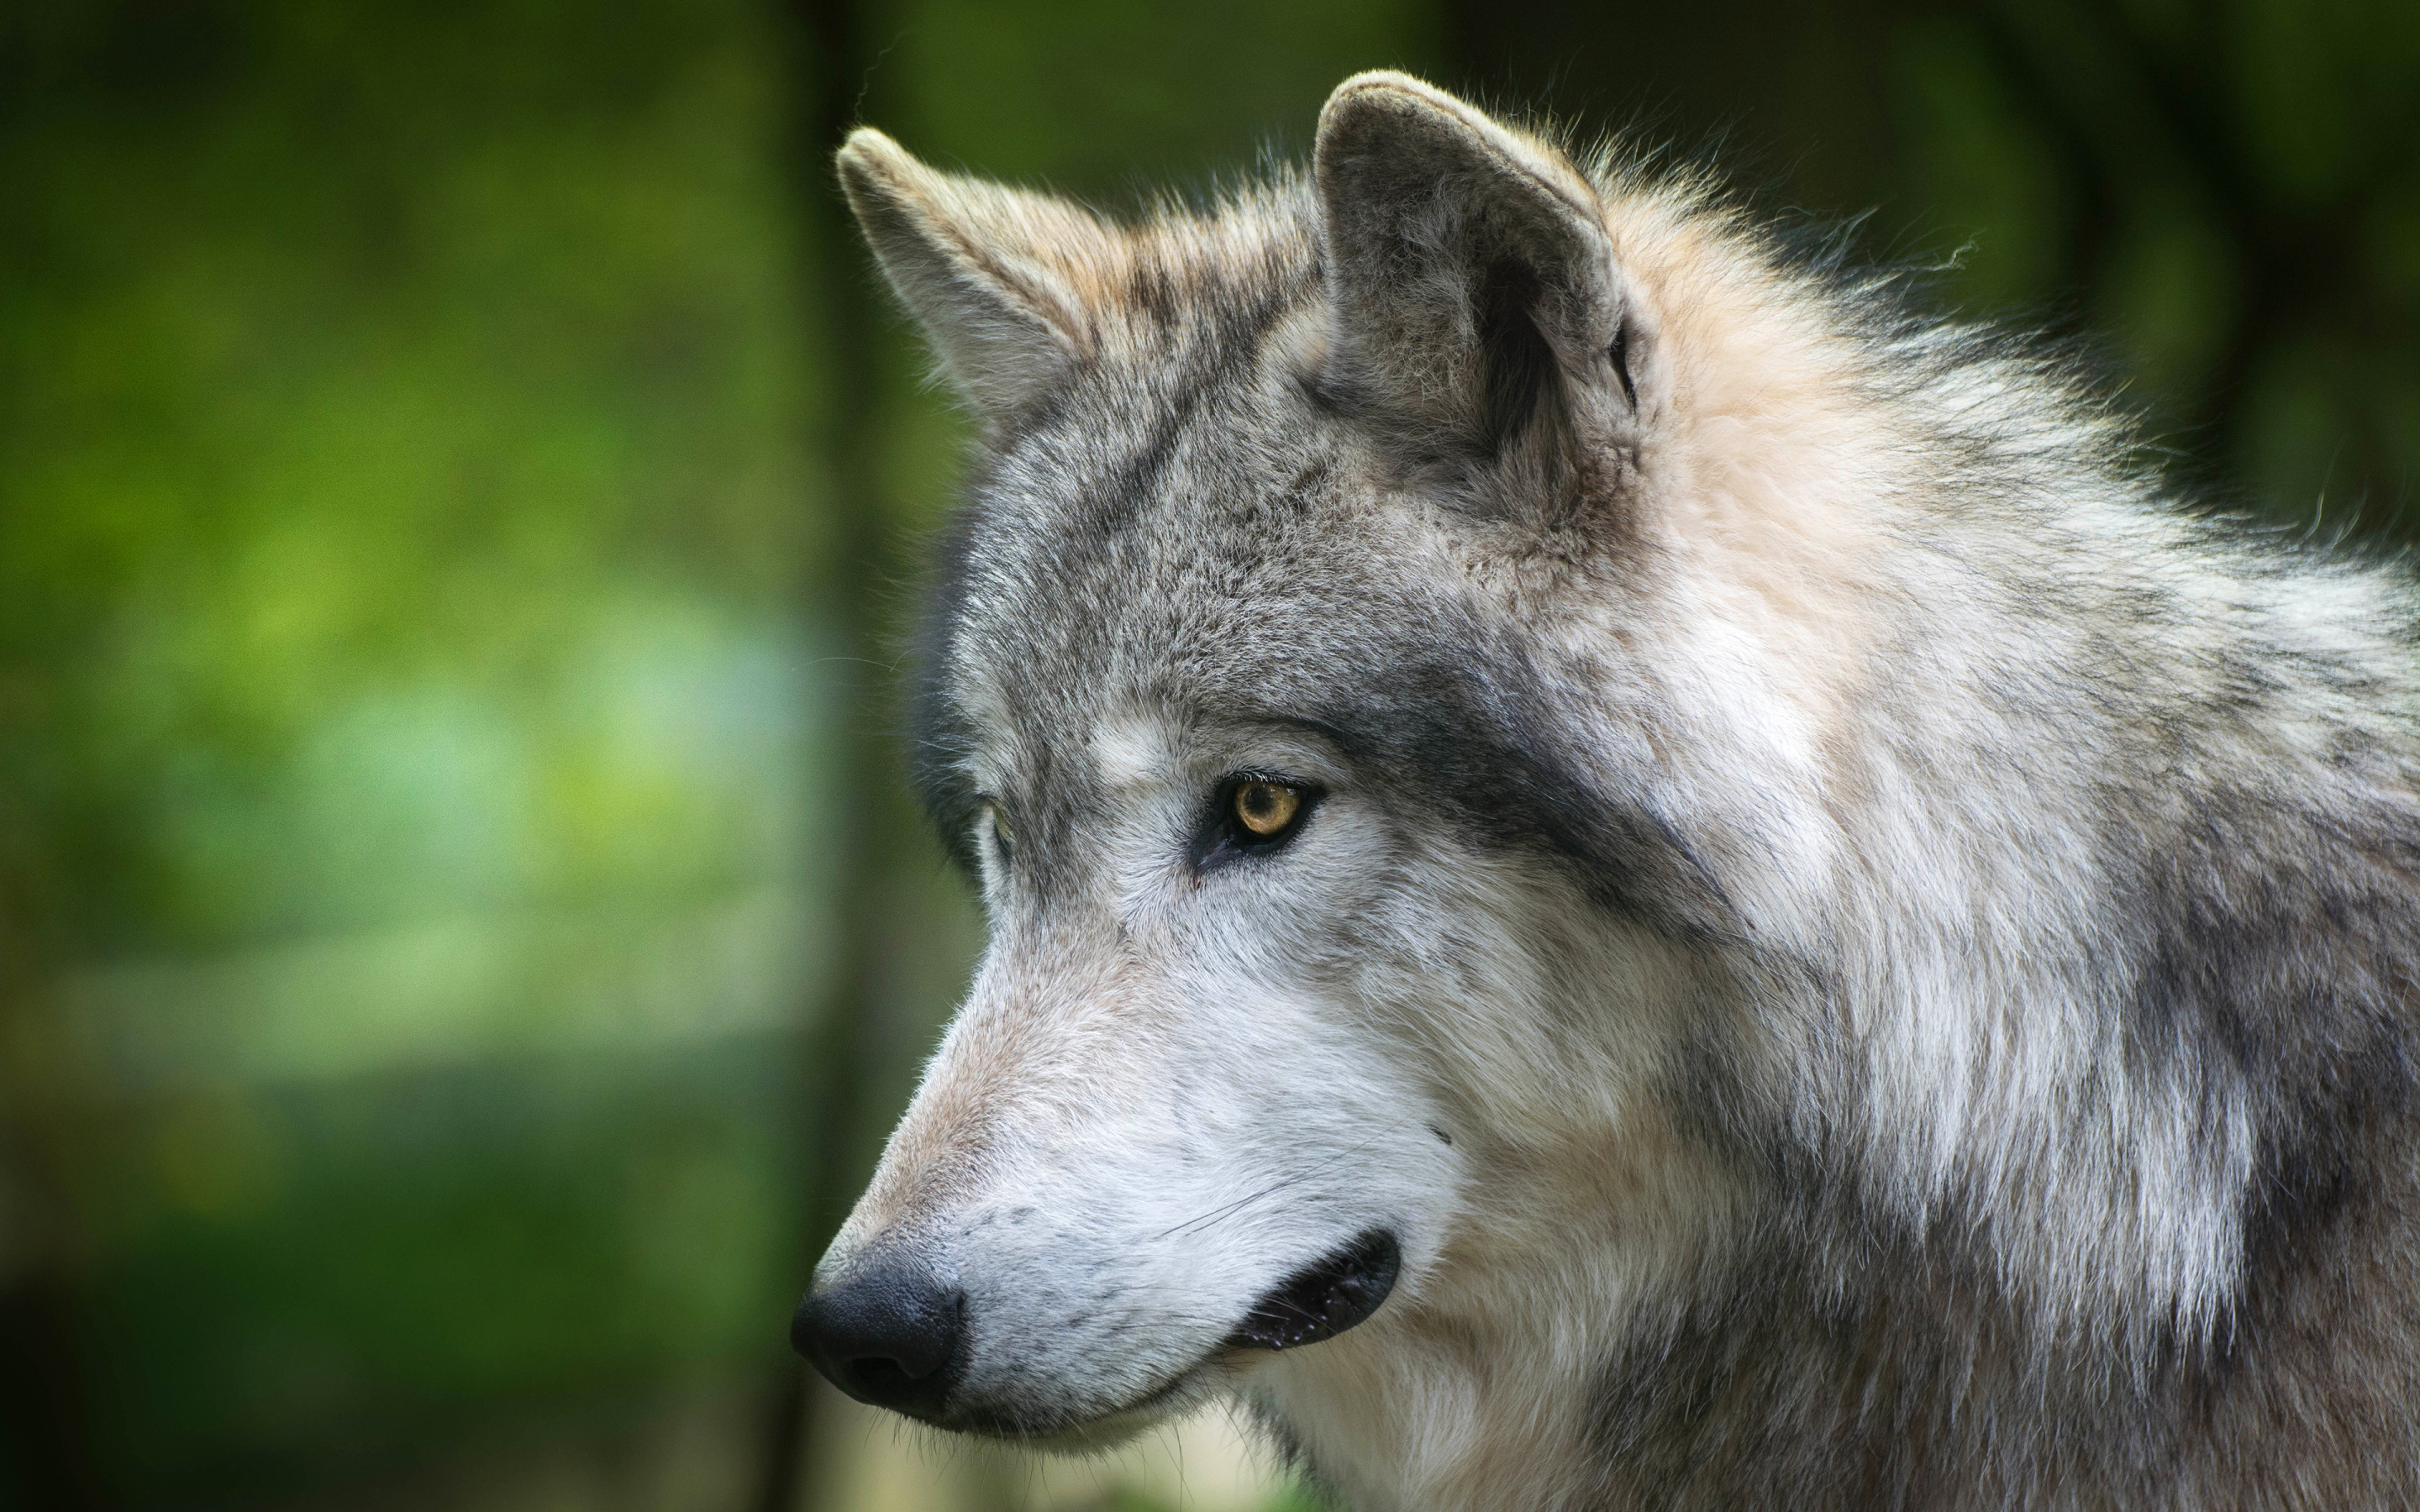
xmin=788 ymin=1226 xmax=1403 ymax=1423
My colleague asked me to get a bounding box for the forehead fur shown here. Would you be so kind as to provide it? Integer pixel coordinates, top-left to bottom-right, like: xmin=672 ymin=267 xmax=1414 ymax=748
xmin=895 ymin=97 xmax=2095 ymax=927
xmin=919 ymin=307 xmax=1722 ymax=935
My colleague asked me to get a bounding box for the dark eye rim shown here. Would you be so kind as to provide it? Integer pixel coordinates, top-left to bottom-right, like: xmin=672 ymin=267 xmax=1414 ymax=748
xmin=1192 ymin=772 xmax=1323 ymax=873
xmin=974 ymin=796 xmax=1013 ymax=864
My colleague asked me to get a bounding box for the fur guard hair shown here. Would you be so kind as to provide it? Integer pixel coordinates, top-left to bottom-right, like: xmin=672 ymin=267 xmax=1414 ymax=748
xmin=803 ymin=72 xmax=2420 ymax=1510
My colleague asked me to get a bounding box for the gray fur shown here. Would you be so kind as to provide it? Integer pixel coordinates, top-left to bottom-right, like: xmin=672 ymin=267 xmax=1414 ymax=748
xmin=816 ymin=72 xmax=2420 ymax=1509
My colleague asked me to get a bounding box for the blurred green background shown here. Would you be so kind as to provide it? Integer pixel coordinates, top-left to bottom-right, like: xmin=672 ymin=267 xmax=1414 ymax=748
xmin=0 ymin=1 xmax=2413 ymax=1509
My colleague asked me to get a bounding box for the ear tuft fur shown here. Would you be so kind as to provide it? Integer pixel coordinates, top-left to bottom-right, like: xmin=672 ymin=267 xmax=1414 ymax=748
xmin=835 ymin=129 xmax=1115 ymax=424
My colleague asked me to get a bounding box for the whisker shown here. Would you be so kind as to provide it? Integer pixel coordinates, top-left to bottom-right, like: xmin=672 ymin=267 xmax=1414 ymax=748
xmin=1151 ymin=1142 xmax=1379 ymax=1241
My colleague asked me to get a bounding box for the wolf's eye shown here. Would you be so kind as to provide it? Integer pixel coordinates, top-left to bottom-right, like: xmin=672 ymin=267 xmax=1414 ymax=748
xmin=984 ymin=802 xmax=1013 ymax=862
xmin=1197 ymin=775 xmax=1318 ymax=871
xmin=1233 ymin=780 xmax=1302 ymax=837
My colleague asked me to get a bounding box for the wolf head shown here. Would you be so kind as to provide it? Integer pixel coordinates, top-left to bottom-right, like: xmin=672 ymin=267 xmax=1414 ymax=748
xmin=792 ymin=69 xmax=1786 ymax=1446
xmin=789 ymin=70 xmax=2340 ymax=1503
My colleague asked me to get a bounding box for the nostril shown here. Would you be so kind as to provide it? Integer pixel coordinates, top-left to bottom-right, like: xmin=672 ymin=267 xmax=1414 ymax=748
xmin=844 ymin=1356 xmax=918 ymax=1397
xmin=840 ymin=1315 xmax=950 ymax=1386
xmin=791 ymin=1254 xmax=965 ymax=1416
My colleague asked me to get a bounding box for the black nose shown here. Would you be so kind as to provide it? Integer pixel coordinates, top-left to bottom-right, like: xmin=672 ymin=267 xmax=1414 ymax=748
xmin=790 ymin=1255 xmax=965 ymax=1415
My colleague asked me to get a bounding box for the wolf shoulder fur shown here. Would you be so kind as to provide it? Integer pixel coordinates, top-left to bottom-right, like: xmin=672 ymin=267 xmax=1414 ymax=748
xmin=794 ymin=71 xmax=2420 ymax=1510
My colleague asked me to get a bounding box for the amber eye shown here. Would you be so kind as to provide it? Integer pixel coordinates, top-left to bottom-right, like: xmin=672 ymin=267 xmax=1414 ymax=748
xmin=1233 ymin=780 xmax=1302 ymax=837
xmin=1196 ymin=774 xmax=1320 ymax=871
xmin=985 ymin=802 xmax=1013 ymax=858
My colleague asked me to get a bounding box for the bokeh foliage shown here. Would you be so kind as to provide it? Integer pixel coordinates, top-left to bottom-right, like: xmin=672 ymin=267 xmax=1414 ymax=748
xmin=0 ymin=0 xmax=2413 ymax=1508
xmin=1 ymin=0 xmax=820 ymax=956
xmin=3 ymin=0 xmax=824 ymax=1502
xmin=1898 ymin=0 xmax=2420 ymax=522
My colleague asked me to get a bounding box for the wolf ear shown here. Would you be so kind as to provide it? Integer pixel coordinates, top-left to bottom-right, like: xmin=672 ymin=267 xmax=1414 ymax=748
xmin=836 ymin=129 xmax=1115 ymax=423
xmin=1313 ymin=73 xmax=1649 ymax=511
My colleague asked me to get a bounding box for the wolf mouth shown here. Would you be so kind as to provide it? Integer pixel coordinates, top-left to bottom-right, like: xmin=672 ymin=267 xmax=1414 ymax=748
xmin=947 ymin=1231 xmax=1403 ymax=1441
xmin=1223 ymin=1229 xmax=1402 ymax=1352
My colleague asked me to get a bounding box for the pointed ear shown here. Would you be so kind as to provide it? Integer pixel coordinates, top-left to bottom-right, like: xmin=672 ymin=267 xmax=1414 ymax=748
xmin=835 ymin=129 xmax=1118 ymax=423
xmin=1313 ymin=74 xmax=1651 ymax=509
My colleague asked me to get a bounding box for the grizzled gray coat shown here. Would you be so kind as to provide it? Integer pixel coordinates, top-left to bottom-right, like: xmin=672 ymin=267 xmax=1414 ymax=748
xmin=790 ymin=71 xmax=2420 ymax=1511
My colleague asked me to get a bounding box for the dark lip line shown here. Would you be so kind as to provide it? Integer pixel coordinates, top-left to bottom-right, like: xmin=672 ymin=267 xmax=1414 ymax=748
xmin=1221 ymin=1228 xmax=1402 ymax=1352
xmin=937 ymin=1228 xmax=1403 ymax=1440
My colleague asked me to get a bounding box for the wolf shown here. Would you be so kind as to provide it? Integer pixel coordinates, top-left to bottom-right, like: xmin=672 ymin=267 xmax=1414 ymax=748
xmin=789 ymin=72 xmax=2420 ymax=1509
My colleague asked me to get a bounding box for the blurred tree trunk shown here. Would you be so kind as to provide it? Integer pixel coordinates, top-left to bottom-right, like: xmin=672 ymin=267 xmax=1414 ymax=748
xmin=751 ymin=0 xmax=902 ymax=1507
xmin=0 ymin=881 xmax=112 ymax=1507
xmin=0 ymin=1250 xmax=113 ymax=1512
